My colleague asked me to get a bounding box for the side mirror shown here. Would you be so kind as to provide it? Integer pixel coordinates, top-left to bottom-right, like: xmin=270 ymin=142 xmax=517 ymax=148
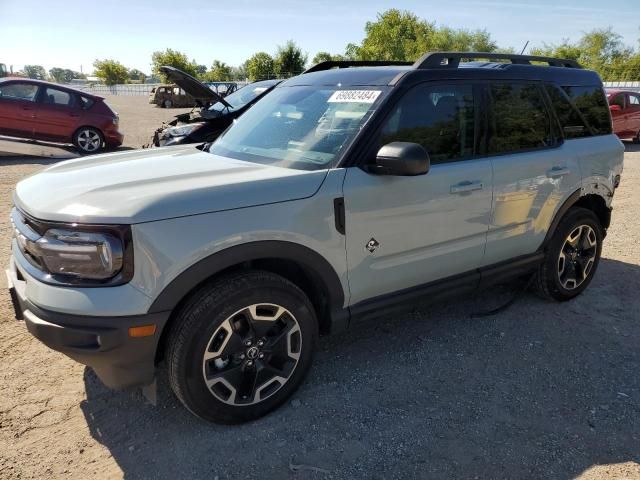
xmin=609 ymin=104 xmax=622 ymax=112
xmin=374 ymin=142 xmax=430 ymax=176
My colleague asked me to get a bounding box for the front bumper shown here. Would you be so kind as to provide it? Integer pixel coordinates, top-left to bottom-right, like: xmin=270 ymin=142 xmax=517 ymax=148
xmin=6 ymin=260 xmax=170 ymax=390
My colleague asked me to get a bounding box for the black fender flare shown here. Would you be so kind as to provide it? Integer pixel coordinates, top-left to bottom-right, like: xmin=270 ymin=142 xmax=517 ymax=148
xmin=147 ymin=241 xmax=346 ymax=324
xmin=541 ymin=189 xmax=582 ymax=249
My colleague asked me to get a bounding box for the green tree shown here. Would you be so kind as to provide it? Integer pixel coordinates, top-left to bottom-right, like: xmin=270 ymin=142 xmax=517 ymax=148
xmin=274 ymin=40 xmax=307 ymax=77
xmin=244 ymin=52 xmax=275 ymax=81
xmin=346 ymin=9 xmax=498 ymax=61
xmin=531 ymin=28 xmax=640 ymax=80
xmin=311 ymin=52 xmax=347 ymax=65
xmin=128 ymin=68 xmax=146 ymax=83
xmin=151 ymin=48 xmax=199 ymax=80
xmin=93 ymin=59 xmax=129 ymax=86
xmin=48 ymin=67 xmax=82 ymax=83
xmin=196 ymin=64 xmax=208 ymax=77
xmin=23 ymin=65 xmax=47 ymax=80
xmin=205 ymin=60 xmax=233 ymax=81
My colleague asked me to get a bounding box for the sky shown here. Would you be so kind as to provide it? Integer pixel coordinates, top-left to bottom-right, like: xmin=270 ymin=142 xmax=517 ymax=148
xmin=1 ymin=0 xmax=638 ymax=74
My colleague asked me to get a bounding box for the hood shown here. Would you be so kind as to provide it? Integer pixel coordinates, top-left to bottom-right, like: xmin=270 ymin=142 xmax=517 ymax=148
xmin=14 ymin=146 xmax=328 ymax=224
xmin=159 ymin=66 xmax=231 ymax=107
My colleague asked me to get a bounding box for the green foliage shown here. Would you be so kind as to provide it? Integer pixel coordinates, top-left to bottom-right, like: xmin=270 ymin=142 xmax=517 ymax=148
xmin=531 ymin=28 xmax=640 ymax=80
xmin=128 ymin=68 xmax=146 ymax=82
xmin=311 ymin=52 xmax=347 ymax=65
xmin=346 ymin=9 xmax=497 ymax=62
xmin=195 ymin=64 xmax=208 ymax=77
xmin=93 ymin=59 xmax=129 ymax=86
xmin=151 ymin=48 xmax=199 ymax=80
xmin=274 ymin=40 xmax=307 ymax=77
xmin=48 ymin=67 xmax=84 ymax=84
xmin=23 ymin=65 xmax=47 ymax=80
xmin=205 ymin=60 xmax=233 ymax=81
xmin=244 ymin=52 xmax=275 ymax=81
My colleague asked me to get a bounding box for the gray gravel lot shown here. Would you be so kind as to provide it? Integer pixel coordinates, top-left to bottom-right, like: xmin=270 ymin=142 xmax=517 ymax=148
xmin=0 ymin=99 xmax=639 ymax=479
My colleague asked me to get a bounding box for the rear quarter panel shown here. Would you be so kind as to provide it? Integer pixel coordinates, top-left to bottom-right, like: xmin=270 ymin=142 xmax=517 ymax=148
xmin=576 ymin=134 xmax=624 ymax=207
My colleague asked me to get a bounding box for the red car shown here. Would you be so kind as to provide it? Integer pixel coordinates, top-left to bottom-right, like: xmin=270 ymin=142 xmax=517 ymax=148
xmin=607 ymin=89 xmax=640 ymax=143
xmin=0 ymin=78 xmax=123 ymax=154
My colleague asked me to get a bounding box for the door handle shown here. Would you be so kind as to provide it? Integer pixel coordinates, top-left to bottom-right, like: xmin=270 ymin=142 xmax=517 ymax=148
xmin=70 ymin=113 xmax=80 ymax=117
xmin=547 ymin=166 xmax=570 ymax=178
xmin=21 ymin=106 xmax=32 ymax=110
xmin=450 ymin=180 xmax=483 ymax=194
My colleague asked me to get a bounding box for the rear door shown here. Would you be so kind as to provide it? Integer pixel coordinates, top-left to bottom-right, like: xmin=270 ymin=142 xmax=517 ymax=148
xmin=627 ymin=92 xmax=640 ymax=137
xmin=33 ymin=86 xmax=81 ymax=142
xmin=609 ymin=92 xmax=629 ymax=137
xmin=483 ymin=81 xmax=581 ymax=266
xmin=0 ymin=81 xmax=40 ymax=137
xmin=343 ymin=81 xmax=493 ymax=305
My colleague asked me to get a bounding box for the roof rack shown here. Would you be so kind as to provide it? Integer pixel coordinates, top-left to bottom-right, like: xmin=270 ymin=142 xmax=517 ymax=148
xmin=413 ymin=52 xmax=582 ymax=69
xmin=303 ymin=60 xmax=413 ymax=74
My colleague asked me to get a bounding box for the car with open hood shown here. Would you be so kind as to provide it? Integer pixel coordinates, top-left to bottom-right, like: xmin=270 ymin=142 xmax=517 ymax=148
xmin=148 ymin=66 xmax=230 ymax=109
xmin=7 ymin=53 xmax=623 ymax=424
xmin=151 ymin=78 xmax=280 ymax=147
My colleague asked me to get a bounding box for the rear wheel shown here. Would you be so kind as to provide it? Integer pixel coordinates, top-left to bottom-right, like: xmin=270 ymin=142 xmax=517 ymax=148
xmin=167 ymin=271 xmax=317 ymax=424
xmin=163 ymin=99 xmax=173 ymax=108
xmin=73 ymin=127 xmax=104 ymax=154
xmin=633 ymin=130 xmax=640 ymax=144
xmin=535 ymin=207 xmax=603 ymax=301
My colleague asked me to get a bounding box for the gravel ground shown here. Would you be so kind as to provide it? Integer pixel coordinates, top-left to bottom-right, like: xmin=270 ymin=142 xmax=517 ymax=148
xmin=0 ymin=101 xmax=639 ymax=479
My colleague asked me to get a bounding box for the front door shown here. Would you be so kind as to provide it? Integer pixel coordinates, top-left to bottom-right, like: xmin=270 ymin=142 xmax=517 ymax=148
xmin=0 ymin=81 xmax=40 ymax=138
xmin=343 ymin=82 xmax=492 ymax=305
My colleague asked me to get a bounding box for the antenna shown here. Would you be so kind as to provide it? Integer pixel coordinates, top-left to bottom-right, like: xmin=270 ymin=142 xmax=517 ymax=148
xmin=520 ymin=41 xmax=530 ymax=55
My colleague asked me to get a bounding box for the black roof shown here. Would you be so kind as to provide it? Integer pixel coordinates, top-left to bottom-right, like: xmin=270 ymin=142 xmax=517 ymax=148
xmin=284 ymin=52 xmax=602 ymax=88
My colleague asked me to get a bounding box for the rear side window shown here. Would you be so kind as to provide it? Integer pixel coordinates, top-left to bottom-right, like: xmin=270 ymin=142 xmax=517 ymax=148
xmin=545 ymin=85 xmax=590 ymax=139
xmin=562 ymin=86 xmax=612 ymax=135
xmin=380 ymin=83 xmax=476 ymax=163
xmin=0 ymin=82 xmax=38 ymax=101
xmin=488 ymin=83 xmax=554 ymax=154
xmin=79 ymin=96 xmax=94 ymax=109
xmin=42 ymin=87 xmax=73 ymax=106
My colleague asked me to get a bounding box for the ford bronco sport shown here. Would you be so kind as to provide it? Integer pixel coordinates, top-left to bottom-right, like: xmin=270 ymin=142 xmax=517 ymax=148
xmin=7 ymin=53 xmax=624 ymax=424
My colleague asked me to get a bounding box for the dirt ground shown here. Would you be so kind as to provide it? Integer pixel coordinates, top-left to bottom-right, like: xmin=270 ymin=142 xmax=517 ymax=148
xmin=0 ymin=99 xmax=639 ymax=479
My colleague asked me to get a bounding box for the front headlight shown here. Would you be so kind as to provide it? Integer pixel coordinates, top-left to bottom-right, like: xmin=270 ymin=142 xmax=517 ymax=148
xmin=36 ymin=229 xmax=123 ymax=280
xmin=165 ymin=122 xmax=205 ymax=137
xmin=11 ymin=208 xmax=133 ymax=286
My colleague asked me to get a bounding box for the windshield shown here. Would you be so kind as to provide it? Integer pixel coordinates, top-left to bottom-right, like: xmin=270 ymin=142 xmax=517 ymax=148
xmin=208 ymin=86 xmax=386 ymax=170
xmin=208 ymin=81 xmax=276 ymax=113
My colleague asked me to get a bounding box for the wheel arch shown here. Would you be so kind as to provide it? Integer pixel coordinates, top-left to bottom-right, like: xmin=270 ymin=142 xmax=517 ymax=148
xmin=150 ymin=241 xmax=348 ymax=362
xmin=542 ymin=188 xmax=611 ymax=250
xmin=72 ymin=125 xmax=104 ymax=144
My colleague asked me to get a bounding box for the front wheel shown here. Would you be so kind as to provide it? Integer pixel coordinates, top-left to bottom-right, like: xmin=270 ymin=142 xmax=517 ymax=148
xmin=167 ymin=271 xmax=317 ymax=424
xmin=535 ymin=207 xmax=603 ymax=301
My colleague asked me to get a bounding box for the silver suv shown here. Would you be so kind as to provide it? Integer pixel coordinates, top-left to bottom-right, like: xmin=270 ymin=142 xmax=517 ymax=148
xmin=7 ymin=53 xmax=624 ymax=423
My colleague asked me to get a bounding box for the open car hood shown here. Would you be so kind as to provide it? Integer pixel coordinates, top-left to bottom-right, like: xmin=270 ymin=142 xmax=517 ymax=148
xmin=159 ymin=66 xmax=231 ymax=107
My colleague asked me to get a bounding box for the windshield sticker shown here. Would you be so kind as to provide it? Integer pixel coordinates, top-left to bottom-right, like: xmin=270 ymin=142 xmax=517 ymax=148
xmin=328 ymin=90 xmax=381 ymax=103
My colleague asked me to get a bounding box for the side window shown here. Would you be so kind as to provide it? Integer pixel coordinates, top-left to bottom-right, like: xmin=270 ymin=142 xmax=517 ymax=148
xmin=79 ymin=96 xmax=94 ymax=109
xmin=562 ymin=86 xmax=612 ymax=135
xmin=379 ymin=83 xmax=475 ymax=163
xmin=545 ymin=84 xmax=591 ymax=139
xmin=488 ymin=83 xmax=554 ymax=154
xmin=629 ymin=94 xmax=640 ymax=107
xmin=0 ymin=82 xmax=39 ymax=101
xmin=610 ymin=94 xmax=625 ymax=109
xmin=41 ymin=87 xmax=73 ymax=106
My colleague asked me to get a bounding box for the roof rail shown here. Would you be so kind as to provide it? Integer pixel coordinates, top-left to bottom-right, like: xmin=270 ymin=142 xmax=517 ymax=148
xmin=303 ymin=60 xmax=413 ymax=74
xmin=413 ymin=52 xmax=583 ymax=69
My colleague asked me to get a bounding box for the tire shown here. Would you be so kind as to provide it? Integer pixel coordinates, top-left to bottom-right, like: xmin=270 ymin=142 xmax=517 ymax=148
xmin=633 ymin=130 xmax=640 ymax=144
xmin=163 ymin=99 xmax=173 ymax=108
xmin=167 ymin=270 xmax=318 ymax=424
xmin=73 ymin=127 xmax=104 ymax=154
xmin=534 ymin=207 xmax=603 ymax=301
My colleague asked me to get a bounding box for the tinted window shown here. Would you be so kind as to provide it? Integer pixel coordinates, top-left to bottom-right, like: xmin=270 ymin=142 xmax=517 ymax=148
xmin=79 ymin=96 xmax=94 ymax=109
xmin=610 ymin=93 xmax=625 ymax=108
xmin=41 ymin=87 xmax=73 ymax=106
xmin=629 ymin=94 xmax=640 ymax=106
xmin=489 ymin=83 xmax=553 ymax=154
xmin=563 ymin=86 xmax=612 ymax=135
xmin=545 ymin=84 xmax=590 ymax=139
xmin=0 ymin=82 xmax=38 ymax=101
xmin=380 ymin=83 xmax=475 ymax=163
